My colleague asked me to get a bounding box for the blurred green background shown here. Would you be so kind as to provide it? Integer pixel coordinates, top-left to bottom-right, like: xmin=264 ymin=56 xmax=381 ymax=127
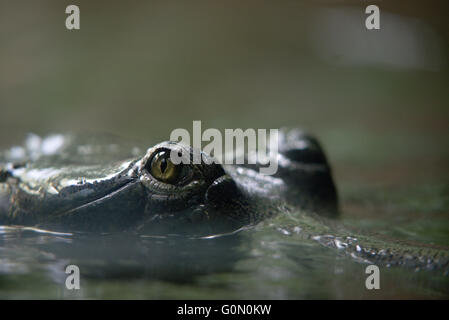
xmin=1 ymin=0 xmax=448 ymax=232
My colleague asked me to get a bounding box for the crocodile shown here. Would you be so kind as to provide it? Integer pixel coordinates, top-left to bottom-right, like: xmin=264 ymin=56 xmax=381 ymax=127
xmin=0 ymin=129 xmax=448 ymax=272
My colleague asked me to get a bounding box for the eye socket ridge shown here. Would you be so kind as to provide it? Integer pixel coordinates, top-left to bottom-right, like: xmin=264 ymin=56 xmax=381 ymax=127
xmin=141 ymin=143 xmax=226 ymax=190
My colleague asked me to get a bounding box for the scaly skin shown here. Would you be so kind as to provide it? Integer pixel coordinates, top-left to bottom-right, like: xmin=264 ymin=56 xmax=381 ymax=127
xmin=0 ymin=129 xmax=448 ymax=272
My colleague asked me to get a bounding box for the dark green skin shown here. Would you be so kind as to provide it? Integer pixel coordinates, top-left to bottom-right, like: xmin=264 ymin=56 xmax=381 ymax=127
xmin=0 ymin=129 xmax=448 ymax=271
xmin=0 ymin=129 xmax=336 ymax=233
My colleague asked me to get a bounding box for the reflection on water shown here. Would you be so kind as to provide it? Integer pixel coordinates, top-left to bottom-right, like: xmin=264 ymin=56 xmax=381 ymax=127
xmin=1 ymin=211 xmax=448 ymax=299
xmin=0 ymin=225 xmax=244 ymax=282
xmin=0 ymin=0 xmax=448 ymax=300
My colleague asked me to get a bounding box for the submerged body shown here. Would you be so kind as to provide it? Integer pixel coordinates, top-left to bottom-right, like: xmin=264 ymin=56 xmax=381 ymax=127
xmin=0 ymin=129 xmax=448 ymax=272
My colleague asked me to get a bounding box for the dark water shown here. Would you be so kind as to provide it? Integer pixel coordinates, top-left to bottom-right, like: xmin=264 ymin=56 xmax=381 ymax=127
xmin=0 ymin=1 xmax=448 ymax=299
xmin=1 ymin=205 xmax=448 ymax=299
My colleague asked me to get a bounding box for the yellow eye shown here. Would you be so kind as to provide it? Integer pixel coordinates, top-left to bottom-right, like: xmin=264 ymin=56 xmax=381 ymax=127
xmin=149 ymin=150 xmax=180 ymax=184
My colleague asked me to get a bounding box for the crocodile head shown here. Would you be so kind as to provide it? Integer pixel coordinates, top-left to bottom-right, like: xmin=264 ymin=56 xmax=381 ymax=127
xmin=1 ymin=129 xmax=338 ymax=235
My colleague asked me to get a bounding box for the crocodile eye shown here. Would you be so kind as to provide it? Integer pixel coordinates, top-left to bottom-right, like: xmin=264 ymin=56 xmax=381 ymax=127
xmin=147 ymin=150 xmax=180 ymax=184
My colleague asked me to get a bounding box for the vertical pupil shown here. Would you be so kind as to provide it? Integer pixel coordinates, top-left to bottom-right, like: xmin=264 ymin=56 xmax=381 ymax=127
xmin=160 ymin=156 xmax=168 ymax=173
